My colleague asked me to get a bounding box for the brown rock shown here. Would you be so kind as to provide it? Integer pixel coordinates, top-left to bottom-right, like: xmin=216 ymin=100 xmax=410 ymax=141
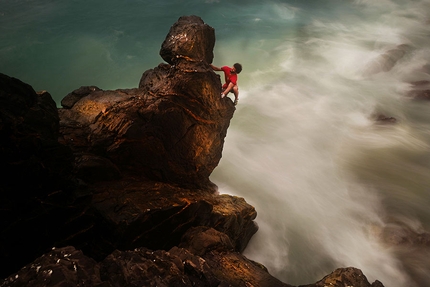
xmin=100 ymin=248 xmax=191 ymax=287
xmin=84 ymin=177 xmax=258 ymax=260
xmin=60 ymin=85 xmax=101 ymax=109
xmin=406 ymin=71 xmax=430 ymax=100
xmin=4 ymin=235 xmax=288 ymax=287
xmin=375 ymin=114 xmax=397 ymax=124
xmin=382 ymin=223 xmax=430 ymax=246
xmin=299 ymin=267 xmax=384 ymax=287
xmin=0 ymin=246 xmax=103 ymax=287
xmin=408 ymin=89 xmax=430 ymax=100
xmin=178 ymin=226 xmax=292 ymax=287
xmin=160 ymin=15 xmax=215 ymax=65
xmin=59 ymin=17 xmax=233 ymax=188
xmin=0 ymin=15 xmax=387 ymax=287
xmin=0 ymin=73 xmax=88 ymax=278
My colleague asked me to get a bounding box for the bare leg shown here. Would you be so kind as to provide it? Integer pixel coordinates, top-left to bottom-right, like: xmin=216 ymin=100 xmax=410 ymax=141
xmin=233 ymin=85 xmax=239 ymax=105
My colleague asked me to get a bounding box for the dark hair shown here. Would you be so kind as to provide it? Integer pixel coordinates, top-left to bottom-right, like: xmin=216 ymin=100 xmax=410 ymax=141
xmin=234 ymin=63 xmax=242 ymax=74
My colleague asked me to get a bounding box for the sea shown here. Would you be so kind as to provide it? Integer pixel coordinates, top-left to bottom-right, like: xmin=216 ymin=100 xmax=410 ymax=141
xmin=1 ymin=0 xmax=430 ymax=286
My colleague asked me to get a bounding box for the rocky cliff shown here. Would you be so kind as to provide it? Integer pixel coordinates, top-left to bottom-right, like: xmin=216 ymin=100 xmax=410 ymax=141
xmin=0 ymin=16 xmax=383 ymax=287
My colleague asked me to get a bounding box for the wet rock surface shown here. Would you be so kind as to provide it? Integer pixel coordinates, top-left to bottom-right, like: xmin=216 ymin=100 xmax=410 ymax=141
xmin=299 ymin=267 xmax=384 ymax=287
xmin=1 ymin=15 xmax=385 ymax=287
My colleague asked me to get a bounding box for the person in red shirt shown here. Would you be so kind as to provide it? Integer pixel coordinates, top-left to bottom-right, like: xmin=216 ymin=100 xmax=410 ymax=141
xmin=210 ymin=63 xmax=242 ymax=105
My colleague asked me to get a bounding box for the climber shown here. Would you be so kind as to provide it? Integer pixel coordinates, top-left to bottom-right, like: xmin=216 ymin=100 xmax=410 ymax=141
xmin=210 ymin=63 xmax=242 ymax=105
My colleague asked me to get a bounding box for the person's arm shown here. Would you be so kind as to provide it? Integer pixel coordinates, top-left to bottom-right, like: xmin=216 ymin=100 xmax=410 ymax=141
xmin=210 ymin=64 xmax=222 ymax=71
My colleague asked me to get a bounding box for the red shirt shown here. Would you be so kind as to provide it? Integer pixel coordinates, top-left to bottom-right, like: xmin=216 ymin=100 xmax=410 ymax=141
xmin=221 ymin=66 xmax=238 ymax=89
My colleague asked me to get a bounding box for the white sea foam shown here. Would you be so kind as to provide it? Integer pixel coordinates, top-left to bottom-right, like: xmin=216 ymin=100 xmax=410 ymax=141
xmin=212 ymin=1 xmax=430 ymax=286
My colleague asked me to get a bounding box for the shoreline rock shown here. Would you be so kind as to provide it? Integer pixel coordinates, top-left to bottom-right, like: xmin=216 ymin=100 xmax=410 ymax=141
xmin=0 ymin=15 xmax=385 ymax=287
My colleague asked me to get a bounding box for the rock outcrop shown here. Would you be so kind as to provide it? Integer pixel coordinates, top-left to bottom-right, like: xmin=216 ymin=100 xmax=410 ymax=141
xmin=0 ymin=73 xmax=88 ymax=278
xmin=299 ymin=267 xmax=384 ymax=287
xmin=59 ymin=16 xmax=232 ymax=188
xmin=0 ymin=15 xmax=384 ymax=287
xmin=2 ymin=228 xmax=291 ymax=287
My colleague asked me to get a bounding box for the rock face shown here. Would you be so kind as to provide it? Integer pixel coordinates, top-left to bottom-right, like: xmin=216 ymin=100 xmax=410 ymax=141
xmin=299 ymin=267 xmax=384 ymax=287
xmin=59 ymin=15 xmax=232 ymax=188
xmin=2 ymin=228 xmax=291 ymax=287
xmin=160 ymin=15 xmax=215 ymax=65
xmin=0 ymin=73 xmax=88 ymax=278
xmin=0 ymin=15 xmax=385 ymax=287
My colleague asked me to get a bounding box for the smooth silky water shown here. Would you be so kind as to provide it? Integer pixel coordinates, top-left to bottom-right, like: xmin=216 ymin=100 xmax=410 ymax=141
xmin=1 ymin=1 xmax=430 ymax=286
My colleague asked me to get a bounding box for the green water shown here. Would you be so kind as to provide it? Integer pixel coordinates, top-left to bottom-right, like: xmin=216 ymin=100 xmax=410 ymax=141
xmin=2 ymin=0 xmax=430 ymax=286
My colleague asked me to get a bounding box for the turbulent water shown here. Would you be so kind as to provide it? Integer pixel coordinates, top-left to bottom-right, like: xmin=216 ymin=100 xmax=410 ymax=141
xmin=2 ymin=0 xmax=430 ymax=286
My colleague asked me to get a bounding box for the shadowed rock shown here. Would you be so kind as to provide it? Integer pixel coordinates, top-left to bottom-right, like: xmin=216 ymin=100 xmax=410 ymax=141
xmin=3 ymin=228 xmax=289 ymax=287
xmin=0 ymin=73 xmax=88 ymax=278
xmin=0 ymin=15 xmax=386 ymax=287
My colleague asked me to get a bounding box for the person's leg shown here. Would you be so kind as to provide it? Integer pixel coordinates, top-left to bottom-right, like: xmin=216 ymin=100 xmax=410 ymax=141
xmin=233 ymin=85 xmax=239 ymax=105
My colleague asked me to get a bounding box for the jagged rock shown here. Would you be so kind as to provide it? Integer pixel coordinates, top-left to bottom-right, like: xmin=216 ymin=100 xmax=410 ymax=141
xmin=0 ymin=74 xmax=72 ymax=189
xmin=55 ymin=14 xmax=251 ymax=261
xmin=0 ymin=246 xmax=102 ymax=287
xmin=60 ymin=86 xmax=102 ymax=109
xmin=0 ymin=73 xmax=92 ymax=278
xmin=160 ymin=15 xmax=215 ymax=65
xmin=0 ymin=15 xmax=386 ymax=287
xmin=100 ymin=248 xmax=192 ymax=287
xmin=3 ymin=228 xmax=290 ymax=287
xmin=83 ymin=177 xmax=257 ymax=260
xmin=176 ymin=226 xmax=292 ymax=287
xmin=74 ymin=153 xmax=121 ymax=182
xmin=299 ymin=267 xmax=384 ymax=287
xmin=0 ymin=15 xmax=248 ymax=278
xmin=59 ymin=17 xmax=233 ymax=188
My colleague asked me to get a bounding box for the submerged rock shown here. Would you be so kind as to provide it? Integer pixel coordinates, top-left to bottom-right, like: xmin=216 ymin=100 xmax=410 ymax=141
xmin=374 ymin=114 xmax=397 ymax=124
xmin=405 ymin=67 xmax=430 ymax=100
xmin=362 ymin=44 xmax=409 ymax=75
xmin=408 ymin=89 xmax=430 ymax=100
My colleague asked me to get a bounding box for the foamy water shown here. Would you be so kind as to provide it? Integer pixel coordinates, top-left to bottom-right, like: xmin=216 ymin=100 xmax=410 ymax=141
xmin=2 ymin=0 xmax=430 ymax=286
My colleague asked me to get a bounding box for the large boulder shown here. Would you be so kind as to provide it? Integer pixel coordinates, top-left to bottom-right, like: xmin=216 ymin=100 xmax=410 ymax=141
xmin=82 ymin=178 xmax=258 ymax=261
xmin=59 ymin=16 xmax=234 ymax=188
xmin=160 ymin=15 xmax=215 ymax=65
